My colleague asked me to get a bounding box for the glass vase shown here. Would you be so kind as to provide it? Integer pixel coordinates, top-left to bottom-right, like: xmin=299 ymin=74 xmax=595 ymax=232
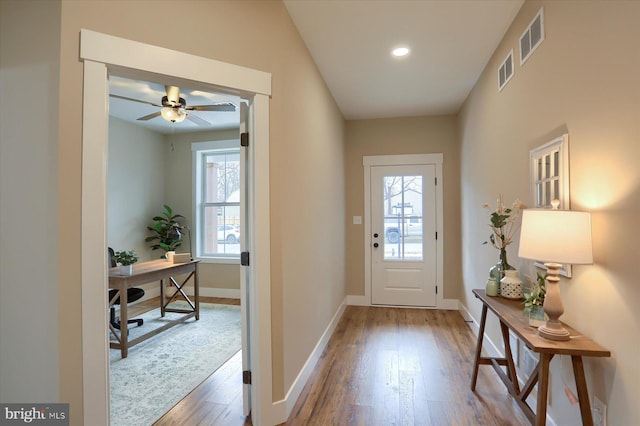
xmin=528 ymin=305 xmax=547 ymax=328
xmin=488 ymin=247 xmax=515 ymax=294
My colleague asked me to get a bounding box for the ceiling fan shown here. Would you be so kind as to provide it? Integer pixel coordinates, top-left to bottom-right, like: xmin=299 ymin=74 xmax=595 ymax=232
xmin=110 ymin=85 xmax=236 ymax=126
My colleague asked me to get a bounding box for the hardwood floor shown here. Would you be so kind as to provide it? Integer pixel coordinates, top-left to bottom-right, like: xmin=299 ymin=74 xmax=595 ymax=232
xmin=130 ymin=301 xmax=528 ymax=425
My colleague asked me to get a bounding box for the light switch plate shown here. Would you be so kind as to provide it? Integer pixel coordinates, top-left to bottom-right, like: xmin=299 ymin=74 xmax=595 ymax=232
xmin=353 ymin=216 xmax=362 ymax=225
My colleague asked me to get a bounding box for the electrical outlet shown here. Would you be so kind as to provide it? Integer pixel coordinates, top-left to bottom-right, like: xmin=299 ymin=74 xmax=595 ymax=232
xmin=592 ymin=396 xmax=606 ymax=426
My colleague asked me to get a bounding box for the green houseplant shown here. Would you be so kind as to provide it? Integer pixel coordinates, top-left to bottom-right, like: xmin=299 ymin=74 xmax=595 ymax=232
xmin=145 ymin=204 xmax=184 ymax=258
xmin=113 ymin=250 xmax=139 ymax=276
xmin=523 ymin=272 xmax=547 ymax=327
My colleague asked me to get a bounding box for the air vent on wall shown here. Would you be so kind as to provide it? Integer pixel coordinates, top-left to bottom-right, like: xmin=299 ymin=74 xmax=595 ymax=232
xmin=520 ymin=7 xmax=545 ymax=65
xmin=498 ymin=50 xmax=514 ymax=91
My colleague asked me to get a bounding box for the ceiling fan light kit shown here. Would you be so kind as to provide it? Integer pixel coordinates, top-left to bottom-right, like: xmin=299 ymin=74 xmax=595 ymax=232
xmin=161 ymin=106 xmax=187 ymax=123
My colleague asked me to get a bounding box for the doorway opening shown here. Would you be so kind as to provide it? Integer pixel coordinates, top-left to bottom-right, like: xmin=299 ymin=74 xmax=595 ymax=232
xmin=80 ymin=29 xmax=273 ymax=425
xmin=106 ymin=74 xmax=245 ymax=423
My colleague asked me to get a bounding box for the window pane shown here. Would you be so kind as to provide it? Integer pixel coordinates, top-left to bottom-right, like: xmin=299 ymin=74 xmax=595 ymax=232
xmin=544 ymin=154 xmax=551 ymax=178
xmin=202 ymin=205 xmax=240 ymax=255
xmin=553 ymin=151 xmax=559 ymax=177
xmin=204 ymin=152 xmax=241 ymax=203
xmin=382 ymin=175 xmax=423 ymax=261
xmin=537 ymin=158 xmax=542 ymax=180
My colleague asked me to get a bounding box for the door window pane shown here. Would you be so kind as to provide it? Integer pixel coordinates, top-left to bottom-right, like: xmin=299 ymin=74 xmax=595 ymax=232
xmin=382 ymin=175 xmax=423 ymax=261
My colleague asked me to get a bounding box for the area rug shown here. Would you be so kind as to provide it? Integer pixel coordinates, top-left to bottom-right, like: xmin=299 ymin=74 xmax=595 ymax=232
xmin=109 ymin=302 xmax=241 ymax=426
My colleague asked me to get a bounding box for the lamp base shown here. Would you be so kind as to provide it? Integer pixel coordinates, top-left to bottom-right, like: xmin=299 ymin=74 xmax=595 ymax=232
xmin=538 ymin=263 xmax=571 ymax=342
xmin=538 ymin=319 xmax=570 ymax=341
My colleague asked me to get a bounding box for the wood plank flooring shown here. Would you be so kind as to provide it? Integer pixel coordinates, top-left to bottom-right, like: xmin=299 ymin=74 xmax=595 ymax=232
xmin=125 ymin=300 xmax=529 ymax=425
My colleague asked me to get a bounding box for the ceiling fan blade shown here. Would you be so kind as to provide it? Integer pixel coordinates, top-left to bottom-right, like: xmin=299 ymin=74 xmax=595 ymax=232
xmin=186 ymin=113 xmax=212 ymax=127
xmin=110 ymin=94 xmax=163 ymax=108
xmin=165 ymin=86 xmax=181 ymax=104
xmin=187 ymin=102 xmax=236 ymax=112
xmin=137 ymin=111 xmax=161 ymax=121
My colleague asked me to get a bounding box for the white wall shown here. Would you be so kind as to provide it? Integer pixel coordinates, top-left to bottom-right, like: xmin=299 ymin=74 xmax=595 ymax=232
xmin=0 ymin=0 xmax=61 ymax=402
xmin=107 ymin=117 xmax=165 ymax=262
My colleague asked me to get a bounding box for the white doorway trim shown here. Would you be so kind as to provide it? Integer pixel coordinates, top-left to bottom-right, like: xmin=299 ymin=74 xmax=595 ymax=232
xmin=361 ymin=154 xmax=453 ymax=309
xmin=80 ymin=30 xmax=274 ymax=425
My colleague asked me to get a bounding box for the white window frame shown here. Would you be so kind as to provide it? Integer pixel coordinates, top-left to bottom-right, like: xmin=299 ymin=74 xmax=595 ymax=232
xmin=529 ymin=133 xmax=572 ymax=277
xmin=192 ymin=139 xmax=241 ymax=263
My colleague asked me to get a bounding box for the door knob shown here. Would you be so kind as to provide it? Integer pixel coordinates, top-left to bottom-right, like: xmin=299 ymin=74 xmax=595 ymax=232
xmin=373 ymin=242 xmax=379 ymax=248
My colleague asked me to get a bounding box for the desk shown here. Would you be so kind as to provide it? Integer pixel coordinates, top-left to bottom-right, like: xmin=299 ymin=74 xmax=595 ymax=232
xmin=109 ymin=259 xmax=200 ymax=358
xmin=470 ymin=289 xmax=609 ymax=426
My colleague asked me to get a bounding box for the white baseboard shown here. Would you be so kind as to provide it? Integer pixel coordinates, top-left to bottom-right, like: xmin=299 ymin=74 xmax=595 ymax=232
xmin=272 ymin=297 xmax=348 ymax=423
xmin=439 ymin=298 xmax=459 ymax=310
xmin=199 ymin=287 xmax=241 ymax=299
xmin=347 ymin=294 xmax=369 ymax=306
xmin=347 ymin=295 xmax=459 ymax=311
xmin=136 ymin=285 xmax=241 ymax=301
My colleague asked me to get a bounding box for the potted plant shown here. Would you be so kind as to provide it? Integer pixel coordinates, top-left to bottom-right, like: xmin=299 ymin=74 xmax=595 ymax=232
xmin=145 ymin=204 xmax=184 ymax=258
xmin=114 ymin=250 xmax=139 ymax=276
xmin=523 ymin=272 xmax=547 ymax=327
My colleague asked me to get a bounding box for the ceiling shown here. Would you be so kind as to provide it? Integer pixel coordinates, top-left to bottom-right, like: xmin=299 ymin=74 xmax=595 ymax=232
xmin=284 ymin=0 xmax=524 ymax=119
xmin=109 ymin=0 xmax=523 ymax=133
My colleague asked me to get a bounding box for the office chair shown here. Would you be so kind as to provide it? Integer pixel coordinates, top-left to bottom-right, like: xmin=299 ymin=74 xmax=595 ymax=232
xmin=108 ymin=247 xmax=145 ymax=330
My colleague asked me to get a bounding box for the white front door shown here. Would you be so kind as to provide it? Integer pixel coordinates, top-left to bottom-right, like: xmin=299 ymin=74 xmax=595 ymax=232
xmin=370 ymin=164 xmax=437 ymax=306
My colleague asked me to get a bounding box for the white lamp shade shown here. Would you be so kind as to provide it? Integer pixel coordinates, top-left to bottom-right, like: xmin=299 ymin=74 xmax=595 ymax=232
xmin=518 ymin=209 xmax=593 ymax=264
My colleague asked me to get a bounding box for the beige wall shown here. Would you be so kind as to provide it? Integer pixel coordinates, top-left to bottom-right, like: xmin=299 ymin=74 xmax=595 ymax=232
xmin=345 ymin=115 xmax=462 ymax=300
xmin=54 ymin=0 xmax=345 ymax=420
xmin=458 ymin=1 xmax=640 ymax=424
xmin=108 ymin=117 xmax=165 ymax=262
xmin=0 ymin=0 xmax=61 ymax=402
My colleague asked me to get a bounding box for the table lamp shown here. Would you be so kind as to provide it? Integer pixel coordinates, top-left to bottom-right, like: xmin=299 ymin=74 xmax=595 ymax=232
xmin=167 ymin=224 xmax=193 ymax=261
xmin=518 ymin=206 xmax=593 ymax=341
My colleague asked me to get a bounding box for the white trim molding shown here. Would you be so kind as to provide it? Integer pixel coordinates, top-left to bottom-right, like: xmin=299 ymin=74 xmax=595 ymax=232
xmin=80 ymin=29 xmax=273 ymax=426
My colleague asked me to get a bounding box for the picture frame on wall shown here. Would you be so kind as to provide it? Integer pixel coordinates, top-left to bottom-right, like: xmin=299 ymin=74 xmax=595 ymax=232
xmin=529 ymin=133 xmax=572 ymax=277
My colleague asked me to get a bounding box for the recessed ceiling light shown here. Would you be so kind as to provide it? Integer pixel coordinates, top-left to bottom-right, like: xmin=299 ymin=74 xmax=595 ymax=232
xmin=392 ymin=46 xmax=410 ymax=57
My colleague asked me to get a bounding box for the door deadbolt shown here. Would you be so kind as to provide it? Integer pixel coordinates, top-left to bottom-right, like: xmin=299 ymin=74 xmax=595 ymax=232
xmin=373 ymin=242 xmax=379 ymax=248
xmin=373 ymin=233 xmax=379 ymax=238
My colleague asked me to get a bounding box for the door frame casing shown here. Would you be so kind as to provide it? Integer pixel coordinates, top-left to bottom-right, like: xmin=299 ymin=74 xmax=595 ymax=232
xmin=362 ymin=154 xmax=446 ymax=308
xmin=80 ymin=29 xmax=274 ymax=425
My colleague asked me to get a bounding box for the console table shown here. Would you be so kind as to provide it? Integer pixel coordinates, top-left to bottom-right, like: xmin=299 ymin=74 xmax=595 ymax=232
xmin=470 ymin=289 xmax=610 ymax=426
xmin=109 ymin=259 xmax=200 ymax=358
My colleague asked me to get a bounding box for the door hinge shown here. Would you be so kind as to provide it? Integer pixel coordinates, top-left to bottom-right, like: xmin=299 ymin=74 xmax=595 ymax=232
xmin=435 ymin=177 xmax=437 ymax=185
xmin=243 ymin=370 xmax=252 ymax=385
xmin=435 ymin=232 xmax=438 ymax=240
xmin=241 ymin=251 xmax=250 ymax=266
xmin=436 ymin=286 xmax=438 ymax=295
xmin=240 ymin=132 xmax=249 ymax=147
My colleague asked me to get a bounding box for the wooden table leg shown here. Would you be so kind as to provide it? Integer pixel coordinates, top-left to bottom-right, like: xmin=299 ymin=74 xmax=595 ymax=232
xmin=194 ymin=264 xmax=200 ymax=320
xmin=501 ymin=321 xmax=520 ymax=395
xmin=471 ymin=304 xmax=488 ymax=391
xmin=160 ymin=278 xmax=166 ymax=317
xmin=535 ymin=353 xmax=552 ymax=426
xmin=572 ymin=355 xmax=594 ymax=426
xmin=120 ymin=283 xmax=129 ymax=358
